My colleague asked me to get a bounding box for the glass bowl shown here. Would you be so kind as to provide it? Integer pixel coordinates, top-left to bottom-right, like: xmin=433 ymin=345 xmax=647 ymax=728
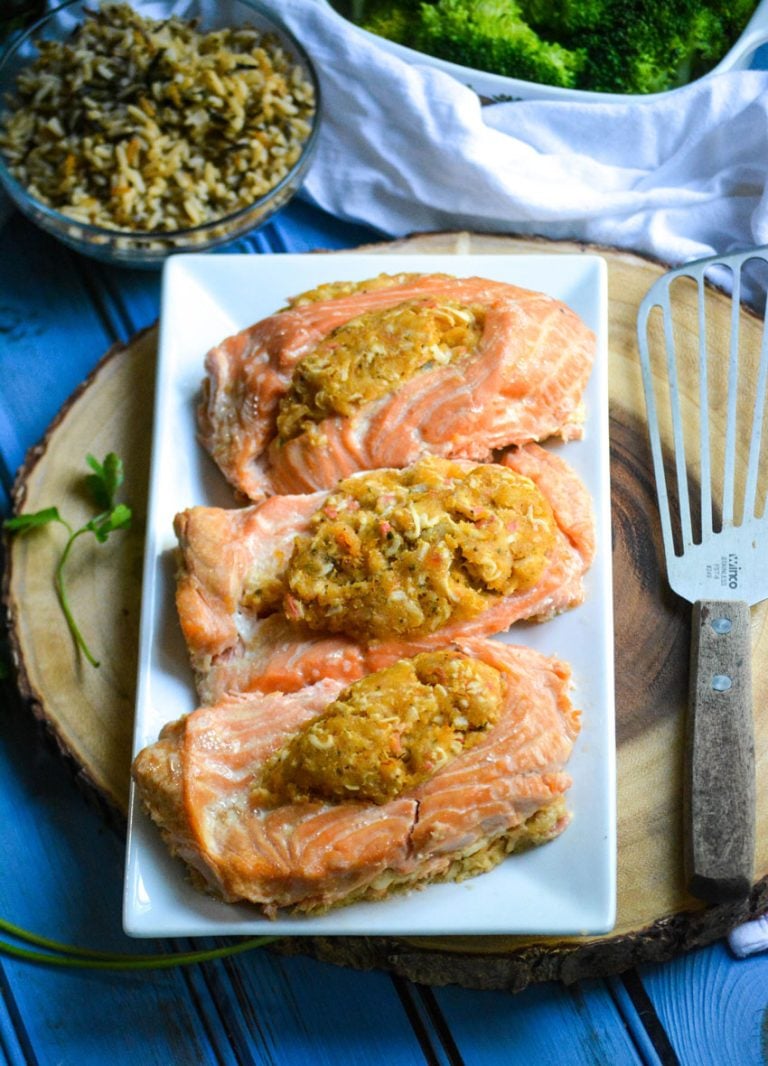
xmin=0 ymin=0 xmax=322 ymax=266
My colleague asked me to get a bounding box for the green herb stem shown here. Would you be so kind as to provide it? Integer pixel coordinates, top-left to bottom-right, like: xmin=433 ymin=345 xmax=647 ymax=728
xmin=0 ymin=917 xmax=281 ymax=970
xmin=3 ymin=453 xmax=132 ymax=670
xmin=54 ymin=526 xmax=100 ymax=667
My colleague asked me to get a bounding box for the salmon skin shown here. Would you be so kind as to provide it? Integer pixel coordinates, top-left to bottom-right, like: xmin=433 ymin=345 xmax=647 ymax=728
xmin=132 ymin=638 xmax=579 ymax=917
xmin=174 ymin=444 xmax=595 ymax=704
xmin=198 ymin=273 xmax=596 ymax=501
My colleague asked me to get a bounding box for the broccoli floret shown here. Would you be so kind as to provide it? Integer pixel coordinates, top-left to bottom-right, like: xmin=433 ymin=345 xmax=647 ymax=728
xmin=573 ymin=0 xmax=746 ymax=94
xmin=685 ymin=9 xmax=732 ymax=79
xmin=360 ymin=4 xmax=413 ymax=44
xmin=717 ymin=0 xmax=761 ymax=29
xmin=698 ymin=0 xmax=759 ymax=72
xmin=411 ymin=0 xmax=584 ymax=88
xmin=518 ymin=0 xmax=610 ymax=35
xmin=346 ymin=0 xmax=759 ymax=95
xmin=350 ymin=0 xmax=423 ymax=43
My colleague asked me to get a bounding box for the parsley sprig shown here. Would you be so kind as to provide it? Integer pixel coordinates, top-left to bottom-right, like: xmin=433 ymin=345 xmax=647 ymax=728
xmin=4 ymin=453 xmax=132 ymax=667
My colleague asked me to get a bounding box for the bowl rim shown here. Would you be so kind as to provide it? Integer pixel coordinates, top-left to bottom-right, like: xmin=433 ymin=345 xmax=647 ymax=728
xmin=317 ymin=0 xmax=768 ymax=103
xmin=0 ymin=0 xmax=323 ymax=242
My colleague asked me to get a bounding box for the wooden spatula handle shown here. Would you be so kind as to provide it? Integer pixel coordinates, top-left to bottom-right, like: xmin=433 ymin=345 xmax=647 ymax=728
xmin=686 ymin=600 xmax=755 ymax=903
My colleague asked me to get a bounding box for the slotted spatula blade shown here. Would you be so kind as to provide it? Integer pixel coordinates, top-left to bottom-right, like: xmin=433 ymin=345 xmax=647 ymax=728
xmin=637 ymin=248 xmax=768 ymax=904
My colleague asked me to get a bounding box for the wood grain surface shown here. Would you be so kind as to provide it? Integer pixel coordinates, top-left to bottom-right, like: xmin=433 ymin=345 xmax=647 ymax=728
xmin=5 ymin=232 xmax=768 ymax=991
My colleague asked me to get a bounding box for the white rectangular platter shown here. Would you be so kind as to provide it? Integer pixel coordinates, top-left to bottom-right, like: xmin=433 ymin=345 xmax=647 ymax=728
xmin=124 ymin=252 xmax=615 ymax=937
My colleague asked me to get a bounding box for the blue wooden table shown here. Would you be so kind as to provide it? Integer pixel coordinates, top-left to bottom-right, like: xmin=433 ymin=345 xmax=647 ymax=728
xmin=1 ymin=198 xmax=767 ymax=1066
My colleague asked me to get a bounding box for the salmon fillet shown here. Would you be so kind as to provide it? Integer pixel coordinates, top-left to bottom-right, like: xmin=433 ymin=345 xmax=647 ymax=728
xmin=132 ymin=639 xmax=579 ymax=916
xmin=174 ymin=444 xmax=595 ymax=704
xmin=198 ymin=273 xmax=596 ymax=500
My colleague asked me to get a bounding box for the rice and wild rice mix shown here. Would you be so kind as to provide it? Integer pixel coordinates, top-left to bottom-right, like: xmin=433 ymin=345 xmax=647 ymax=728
xmin=0 ymin=3 xmax=316 ymax=232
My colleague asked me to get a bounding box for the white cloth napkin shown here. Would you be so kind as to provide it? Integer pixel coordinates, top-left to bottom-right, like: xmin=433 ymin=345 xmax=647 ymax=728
xmin=260 ymin=0 xmax=768 ymax=272
xmin=729 ymin=914 xmax=768 ymax=957
xmin=258 ymin=0 xmax=768 ymax=955
xmin=725 ymin=912 xmax=768 ymax=963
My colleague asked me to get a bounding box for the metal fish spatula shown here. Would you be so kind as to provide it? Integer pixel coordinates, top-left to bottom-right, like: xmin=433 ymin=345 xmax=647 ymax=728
xmin=637 ymin=248 xmax=768 ymax=904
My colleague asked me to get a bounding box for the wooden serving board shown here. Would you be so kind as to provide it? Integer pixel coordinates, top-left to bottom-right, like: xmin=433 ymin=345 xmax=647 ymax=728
xmin=4 ymin=232 xmax=768 ymax=991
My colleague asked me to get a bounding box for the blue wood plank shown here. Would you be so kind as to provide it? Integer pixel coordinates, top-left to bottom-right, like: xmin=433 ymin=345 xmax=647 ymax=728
xmin=389 ymin=977 xmax=458 ymax=1066
xmin=639 ymin=941 xmax=768 ymax=1066
xmin=257 ymin=198 xmax=384 ymax=253
xmin=607 ymin=976 xmax=666 ymax=1066
xmin=86 ymin=260 xmax=161 ymax=339
xmin=0 ymin=214 xmax=116 ymax=482
xmin=0 ymin=970 xmax=30 ymax=1066
xmin=431 ymin=978 xmax=646 ymax=1065
xmin=193 ymin=949 xmax=434 ymax=1066
xmin=0 ymin=693 xmax=237 ymax=1066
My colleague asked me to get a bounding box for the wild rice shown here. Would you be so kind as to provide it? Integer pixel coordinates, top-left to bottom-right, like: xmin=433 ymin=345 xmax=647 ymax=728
xmin=0 ymin=3 xmax=316 ymax=233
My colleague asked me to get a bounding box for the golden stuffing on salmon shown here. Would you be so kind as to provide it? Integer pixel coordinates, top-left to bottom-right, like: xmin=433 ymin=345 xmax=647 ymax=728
xmin=198 ymin=272 xmax=596 ymax=500
xmin=257 ymin=651 xmax=506 ymax=807
xmin=276 ymin=299 xmax=486 ymax=443
xmin=174 ymin=444 xmax=595 ymax=704
xmin=284 ymin=456 xmax=556 ymax=640
xmin=131 ymin=639 xmax=580 ymax=916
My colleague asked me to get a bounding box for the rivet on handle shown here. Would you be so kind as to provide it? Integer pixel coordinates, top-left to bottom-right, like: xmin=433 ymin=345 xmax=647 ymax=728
xmin=711 ymin=617 xmax=732 ymax=634
xmin=711 ymin=674 xmax=733 ymax=692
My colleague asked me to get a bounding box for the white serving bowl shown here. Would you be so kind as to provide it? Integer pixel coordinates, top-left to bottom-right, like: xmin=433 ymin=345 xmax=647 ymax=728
xmin=319 ymin=0 xmax=768 ymax=103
